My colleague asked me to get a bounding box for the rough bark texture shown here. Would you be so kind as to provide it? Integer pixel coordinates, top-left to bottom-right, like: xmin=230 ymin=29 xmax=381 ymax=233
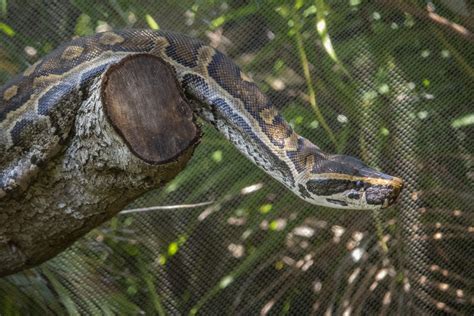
xmin=0 ymin=54 xmax=200 ymax=277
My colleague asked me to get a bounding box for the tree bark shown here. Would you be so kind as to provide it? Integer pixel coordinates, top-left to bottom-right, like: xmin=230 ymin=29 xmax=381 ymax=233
xmin=0 ymin=54 xmax=200 ymax=277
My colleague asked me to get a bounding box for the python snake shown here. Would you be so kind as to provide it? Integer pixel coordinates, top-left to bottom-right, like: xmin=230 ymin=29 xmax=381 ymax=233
xmin=0 ymin=29 xmax=403 ymax=209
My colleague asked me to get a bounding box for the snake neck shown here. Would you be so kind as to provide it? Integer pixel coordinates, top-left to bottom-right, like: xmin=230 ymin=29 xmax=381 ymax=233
xmin=164 ymin=39 xmax=402 ymax=210
xmin=198 ymin=104 xmax=303 ymax=189
xmin=182 ymin=76 xmax=318 ymax=195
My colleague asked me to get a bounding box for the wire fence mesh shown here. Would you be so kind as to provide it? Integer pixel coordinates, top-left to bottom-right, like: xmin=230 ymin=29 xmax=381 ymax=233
xmin=0 ymin=0 xmax=473 ymax=315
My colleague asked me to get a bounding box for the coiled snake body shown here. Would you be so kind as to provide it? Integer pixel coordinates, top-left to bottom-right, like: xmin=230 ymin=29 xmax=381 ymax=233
xmin=0 ymin=30 xmax=402 ymax=209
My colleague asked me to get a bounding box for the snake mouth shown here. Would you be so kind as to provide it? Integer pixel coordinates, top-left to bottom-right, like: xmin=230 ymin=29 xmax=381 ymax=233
xmin=387 ymin=176 xmax=404 ymax=206
xmin=366 ymin=176 xmax=404 ymax=208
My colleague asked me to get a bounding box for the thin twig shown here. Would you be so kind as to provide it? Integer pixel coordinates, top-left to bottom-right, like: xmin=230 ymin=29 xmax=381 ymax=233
xmin=377 ymin=0 xmax=474 ymax=43
xmin=120 ymin=201 xmax=214 ymax=214
xmin=431 ymin=26 xmax=474 ymax=79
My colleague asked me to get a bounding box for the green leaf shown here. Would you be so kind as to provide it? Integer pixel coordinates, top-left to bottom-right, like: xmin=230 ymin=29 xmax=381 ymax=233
xmin=378 ymin=83 xmax=390 ymax=94
xmin=74 ymin=14 xmax=93 ymax=36
xmin=451 ymin=114 xmax=474 ymax=128
xmin=294 ymin=0 xmax=305 ymax=10
xmin=212 ymin=16 xmax=226 ymax=28
xmin=269 ymin=220 xmax=279 ymax=230
xmin=138 ymin=260 xmax=166 ymax=315
xmin=315 ymin=0 xmax=350 ymax=77
xmin=165 ymin=181 xmax=178 ymax=193
xmin=0 ymin=0 xmax=7 ymax=16
xmin=309 ymin=120 xmax=319 ymax=129
xmin=219 ymin=275 xmax=233 ymax=288
xmin=212 ymin=150 xmax=223 ymax=162
xmin=124 ymin=217 xmax=133 ymax=226
xmin=275 ymin=5 xmax=290 ymax=18
xmin=158 ymin=254 xmax=167 ymax=265
xmin=124 ymin=244 xmax=139 ymax=256
xmin=259 ymin=203 xmax=273 ymax=214
xmin=0 ymin=22 xmax=14 ymax=36
xmin=145 ymin=14 xmax=159 ymax=30
xmin=168 ymin=242 xmax=179 ymax=256
xmin=42 ymin=269 xmax=80 ymax=316
xmin=127 ymin=285 xmax=138 ymax=295
xmin=210 ymin=4 xmax=258 ymax=30
xmin=303 ymin=5 xmax=317 ymax=17
xmin=294 ymin=116 xmax=304 ymax=125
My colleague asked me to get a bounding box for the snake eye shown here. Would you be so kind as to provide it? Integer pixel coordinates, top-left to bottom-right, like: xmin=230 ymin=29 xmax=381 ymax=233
xmin=355 ymin=181 xmax=364 ymax=189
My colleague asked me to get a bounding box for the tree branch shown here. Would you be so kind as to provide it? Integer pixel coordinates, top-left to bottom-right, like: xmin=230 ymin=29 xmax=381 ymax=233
xmin=0 ymin=54 xmax=200 ymax=277
xmin=377 ymin=0 xmax=474 ymax=43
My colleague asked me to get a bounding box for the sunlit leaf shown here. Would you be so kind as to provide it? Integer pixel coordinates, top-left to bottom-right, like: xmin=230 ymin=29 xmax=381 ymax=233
xmin=275 ymin=5 xmax=290 ymax=18
xmin=165 ymin=181 xmax=178 ymax=193
xmin=158 ymin=254 xmax=166 ymax=265
xmin=315 ymin=0 xmax=350 ymax=77
xmin=309 ymin=120 xmax=319 ymax=129
xmin=303 ymin=5 xmax=316 ymax=17
xmin=451 ymin=113 xmax=474 ymax=128
xmin=378 ymin=83 xmax=390 ymax=94
xmin=219 ymin=275 xmax=233 ymax=288
xmin=212 ymin=150 xmax=223 ymax=162
xmin=259 ymin=203 xmax=273 ymax=214
xmin=273 ymin=59 xmax=285 ymax=72
xmin=295 ymin=116 xmax=304 ymax=124
xmin=275 ymin=261 xmax=284 ymax=270
xmin=269 ymin=220 xmax=279 ymax=230
xmin=0 ymin=22 xmax=14 ymax=36
xmin=145 ymin=14 xmax=159 ymax=30
xmin=168 ymin=242 xmax=179 ymax=256
xmin=74 ymin=14 xmax=93 ymax=36
xmin=294 ymin=0 xmax=305 ymax=10
xmin=212 ymin=16 xmax=225 ymax=28
xmin=210 ymin=4 xmax=258 ymax=30
xmin=380 ymin=127 xmax=390 ymax=136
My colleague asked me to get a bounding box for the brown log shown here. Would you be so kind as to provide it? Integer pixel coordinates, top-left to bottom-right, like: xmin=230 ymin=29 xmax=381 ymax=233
xmin=0 ymin=54 xmax=200 ymax=277
xmin=102 ymin=54 xmax=200 ymax=164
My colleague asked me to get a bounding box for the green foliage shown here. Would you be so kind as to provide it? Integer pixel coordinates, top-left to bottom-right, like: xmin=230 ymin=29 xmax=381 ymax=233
xmin=0 ymin=0 xmax=473 ymax=314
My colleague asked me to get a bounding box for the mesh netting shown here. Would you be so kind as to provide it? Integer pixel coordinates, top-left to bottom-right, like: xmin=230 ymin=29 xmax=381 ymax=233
xmin=1 ymin=0 xmax=473 ymax=315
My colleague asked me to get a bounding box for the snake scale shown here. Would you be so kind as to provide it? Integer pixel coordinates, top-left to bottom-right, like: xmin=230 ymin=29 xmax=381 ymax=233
xmin=0 ymin=29 xmax=402 ymax=209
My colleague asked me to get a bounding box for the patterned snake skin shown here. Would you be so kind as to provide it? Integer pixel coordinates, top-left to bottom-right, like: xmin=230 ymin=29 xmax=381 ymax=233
xmin=0 ymin=29 xmax=403 ymax=209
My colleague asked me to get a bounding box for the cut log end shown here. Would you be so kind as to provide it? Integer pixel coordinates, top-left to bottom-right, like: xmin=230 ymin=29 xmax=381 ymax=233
xmin=102 ymin=54 xmax=201 ymax=164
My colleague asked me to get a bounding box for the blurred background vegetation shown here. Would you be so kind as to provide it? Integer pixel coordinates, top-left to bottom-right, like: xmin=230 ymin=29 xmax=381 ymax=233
xmin=0 ymin=0 xmax=473 ymax=314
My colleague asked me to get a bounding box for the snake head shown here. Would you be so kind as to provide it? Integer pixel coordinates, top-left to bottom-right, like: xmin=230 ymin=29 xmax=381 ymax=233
xmin=299 ymin=154 xmax=403 ymax=210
